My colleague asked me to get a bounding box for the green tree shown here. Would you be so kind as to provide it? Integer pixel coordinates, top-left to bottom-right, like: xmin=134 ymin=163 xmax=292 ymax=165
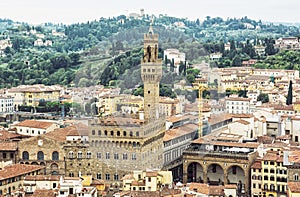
xmin=257 ymin=93 xmax=269 ymax=103
xmin=286 ymin=80 xmax=293 ymax=105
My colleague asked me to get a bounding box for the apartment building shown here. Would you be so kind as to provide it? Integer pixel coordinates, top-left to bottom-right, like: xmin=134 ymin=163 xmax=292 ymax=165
xmin=7 ymin=84 xmax=61 ymax=107
xmin=0 ymin=95 xmax=14 ymax=113
xmin=225 ymin=96 xmax=251 ymax=114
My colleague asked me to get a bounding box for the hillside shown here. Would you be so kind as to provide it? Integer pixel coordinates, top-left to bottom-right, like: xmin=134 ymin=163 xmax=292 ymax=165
xmin=0 ymin=15 xmax=299 ymax=89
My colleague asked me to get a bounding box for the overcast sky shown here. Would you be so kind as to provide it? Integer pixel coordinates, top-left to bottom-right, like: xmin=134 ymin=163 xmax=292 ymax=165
xmin=0 ymin=0 xmax=299 ymax=24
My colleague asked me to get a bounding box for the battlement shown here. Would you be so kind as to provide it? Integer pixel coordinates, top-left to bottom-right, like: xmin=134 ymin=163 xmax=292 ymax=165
xmin=144 ymin=34 xmax=159 ymax=41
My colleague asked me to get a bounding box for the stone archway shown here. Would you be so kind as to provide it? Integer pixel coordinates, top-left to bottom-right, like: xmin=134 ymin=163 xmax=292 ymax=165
xmin=227 ymin=165 xmax=245 ymax=184
xmin=187 ymin=162 xmax=204 ymax=183
xmin=207 ymin=163 xmax=224 ymax=185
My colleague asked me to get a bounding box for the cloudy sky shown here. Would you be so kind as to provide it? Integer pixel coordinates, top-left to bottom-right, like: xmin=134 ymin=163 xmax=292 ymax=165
xmin=0 ymin=0 xmax=299 ymax=24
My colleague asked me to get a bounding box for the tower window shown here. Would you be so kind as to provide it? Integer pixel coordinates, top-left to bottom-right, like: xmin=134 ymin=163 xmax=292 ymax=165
xmin=148 ymin=91 xmax=150 ymax=94
xmin=148 ymin=104 xmax=150 ymax=107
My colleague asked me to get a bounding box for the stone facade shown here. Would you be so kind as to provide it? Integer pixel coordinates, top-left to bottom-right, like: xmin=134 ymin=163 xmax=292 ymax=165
xmin=17 ymin=135 xmax=65 ymax=175
xmin=76 ymin=27 xmax=166 ymax=185
xmin=182 ymin=135 xmax=259 ymax=196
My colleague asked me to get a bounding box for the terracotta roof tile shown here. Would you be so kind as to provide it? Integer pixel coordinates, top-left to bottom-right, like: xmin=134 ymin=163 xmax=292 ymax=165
xmin=13 ymin=120 xmax=55 ymax=129
xmin=0 ymin=142 xmax=17 ymax=151
xmin=31 ymin=189 xmax=58 ymax=197
xmin=188 ymin=183 xmax=209 ymax=194
xmin=163 ymin=123 xmax=198 ymax=141
xmin=24 ymin=175 xmax=60 ymax=181
xmin=0 ymin=130 xmax=23 ymax=141
xmin=288 ymin=182 xmax=300 ymax=193
xmin=251 ymin=160 xmax=262 ymax=169
xmin=234 ymin=119 xmax=250 ymax=125
xmin=0 ymin=164 xmax=45 ymax=180
xmin=44 ymin=125 xmax=80 ymax=142
xmin=209 ymin=185 xmax=225 ymax=196
xmin=208 ymin=113 xmax=232 ymax=125
xmin=288 ymin=151 xmax=300 ymax=163
xmin=145 ymin=171 xmax=159 ymax=177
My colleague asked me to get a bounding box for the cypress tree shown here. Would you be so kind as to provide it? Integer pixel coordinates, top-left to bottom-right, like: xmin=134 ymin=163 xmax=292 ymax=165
xmin=286 ymin=80 xmax=293 ymax=105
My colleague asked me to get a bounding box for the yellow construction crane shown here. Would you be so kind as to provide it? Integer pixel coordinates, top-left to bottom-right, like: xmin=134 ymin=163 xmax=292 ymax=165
xmin=183 ymin=81 xmax=207 ymax=138
xmin=191 ymin=82 xmax=207 ymax=138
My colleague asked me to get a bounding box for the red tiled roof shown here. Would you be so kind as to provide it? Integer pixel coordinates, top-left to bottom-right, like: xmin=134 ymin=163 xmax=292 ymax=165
xmin=209 ymin=185 xmax=225 ymax=196
xmin=13 ymin=120 xmax=55 ymax=129
xmin=145 ymin=171 xmax=159 ymax=177
xmin=288 ymin=182 xmax=300 ymax=193
xmin=188 ymin=183 xmax=209 ymax=195
xmin=251 ymin=160 xmax=262 ymax=169
xmin=208 ymin=113 xmax=232 ymax=125
xmin=31 ymin=189 xmax=58 ymax=197
xmin=262 ymin=151 xmax=283 ymax=162
xmin=0 ymin=130 xmax=23 ymax=140
xmin=166 ymin=115 xmax=189 ymax=123
xmin=24 ymin=175 xmax=60 ymax=181
xmin=0 ymin=142 xmax=17 ymax=151
xmin=163 ymin=123 xmax=198 ymax=141
xmin=234 ymin=119 xmax=250 ymax=125
xmin=44 ymin=125 xmax=80 ymax=142
xmin=0 ymin=164 xmax=45 ymax=180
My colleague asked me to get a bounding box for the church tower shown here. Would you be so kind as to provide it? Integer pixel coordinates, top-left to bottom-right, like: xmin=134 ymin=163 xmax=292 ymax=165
xmin=141 ymin=25 xmax=162 ymax=122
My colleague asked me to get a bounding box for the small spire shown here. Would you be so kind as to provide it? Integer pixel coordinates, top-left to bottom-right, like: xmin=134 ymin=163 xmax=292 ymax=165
xmin=148 ymin=18 xmax=154 ymax=34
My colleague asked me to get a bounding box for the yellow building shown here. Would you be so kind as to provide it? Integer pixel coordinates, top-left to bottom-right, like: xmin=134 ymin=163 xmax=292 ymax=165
xmin=251 ymin=150 xmax=288 ymax=197
xmin=96 ymin=94 xmax=123 ymax=116
xmin=7 ymin=84 xmax=61 ymax=107
xmin=159 ymin=97 xmax=181 ymax=117
xmin=122 ymin=170 xmax=172 ymax=192
xmin=118 ymin=95 xmax=144 ymax=115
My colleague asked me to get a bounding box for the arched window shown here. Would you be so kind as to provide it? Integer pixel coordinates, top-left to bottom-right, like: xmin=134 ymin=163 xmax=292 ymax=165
xmin=37 ymin=151 xmax=44 ymax=160
xmin=92 ymin=130 xmax=95 ymax=135
xmin=86 ymin=151 xmax=92 ymax=159
xmin=52 ymin=151 xmax=59 ymax=161
xmin=295 ymin=174 xmax=299 ymax=181
xmin=123 ymin=131 xmax=127 ymax=136
xmin=69 ymin=151 xmax=74 ymax=159
xmin=22 ymin=151 xmax=29 ymax=160
xmin=110 ymin=130 xmax=114 ymax=136
xmin=78 ymin=151 xmax=83 ymax=159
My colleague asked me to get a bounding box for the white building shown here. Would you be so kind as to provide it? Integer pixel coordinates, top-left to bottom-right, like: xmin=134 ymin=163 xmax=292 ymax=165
xmin=0 ymin=95 xmax=14 ymax=113
xmin=24 ymin=175 xmax=60 ymax=193
xmin=209 ymin=52 xmax=222 ymax=61
xmin=163 ymin=48 xmax=186 ymax=74
xmin=58 ymin=176 xmax=97 ymax=197
xmin=225 ymin=96 xmax=251 ymax=114
xmin=11 ymin=119 xmax=59 ymax=136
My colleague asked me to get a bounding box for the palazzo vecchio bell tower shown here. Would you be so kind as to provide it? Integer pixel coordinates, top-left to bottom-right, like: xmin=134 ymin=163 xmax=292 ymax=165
xmin=141 ymin=24 xmax=162 ymax=122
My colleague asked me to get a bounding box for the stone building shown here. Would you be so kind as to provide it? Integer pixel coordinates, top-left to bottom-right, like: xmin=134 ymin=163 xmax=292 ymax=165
xmin=182 ymin=132 xmax=259 ymax=196
xmin=86 ymin=26 xmax=165 ymax=185
xmin=17 ymin=124 xmax=87 ymax=175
